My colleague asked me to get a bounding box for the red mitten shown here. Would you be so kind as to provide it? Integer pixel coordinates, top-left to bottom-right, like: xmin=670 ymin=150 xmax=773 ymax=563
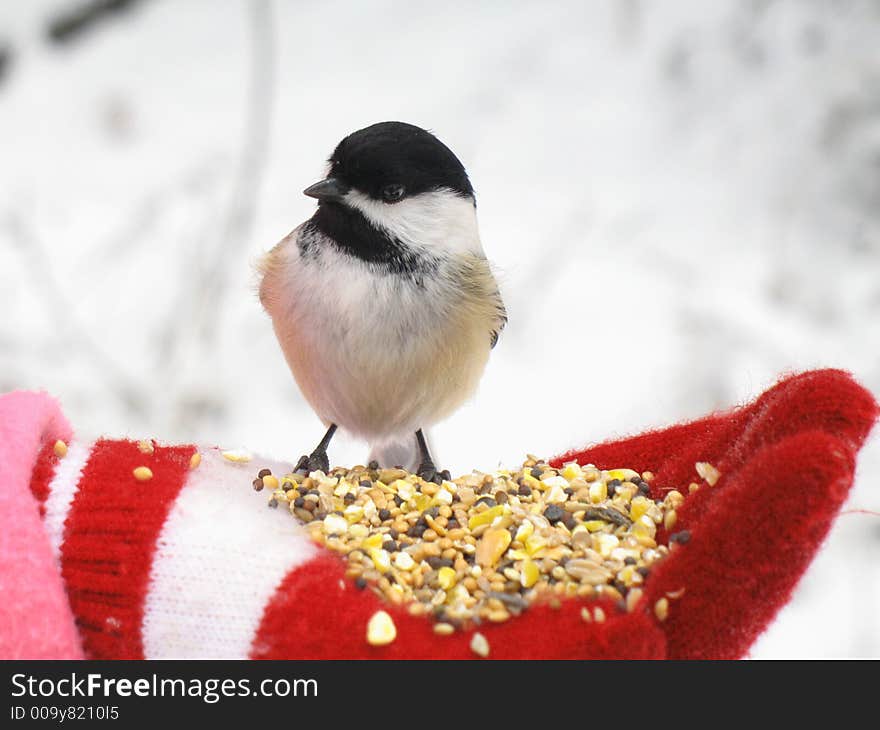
xmin=7 ymin=368 xmax=877 ymax=659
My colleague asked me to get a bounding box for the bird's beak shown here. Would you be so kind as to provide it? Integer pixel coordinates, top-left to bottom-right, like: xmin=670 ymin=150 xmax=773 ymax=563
xmin=303 ymin=177 xmax=350 ymax=202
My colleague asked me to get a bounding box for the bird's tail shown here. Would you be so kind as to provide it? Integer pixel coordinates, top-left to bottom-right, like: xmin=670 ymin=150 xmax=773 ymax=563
xmin=367 ymin=433 xmax=428 ymax=473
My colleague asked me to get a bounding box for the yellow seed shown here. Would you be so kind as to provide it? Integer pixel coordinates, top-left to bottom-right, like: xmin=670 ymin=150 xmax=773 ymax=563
xmin=641 ymin=471 xmax=655 ymax=482
xmin=437 ymin=566 xmax=457 ymax=589
xmin=470 ymin=632 xmax=490 ymax=658
xmin=189 ymin=451 xmax=201 ymax=469
xmin=468 ymin=505 xmax=506 ymax=530
xmin=262 ymin=474 xmax=279 ymax=490
xmin=593 ymin=607 xmax=606 ymax=623
xmin=664 ymin=509 xmax=678 ymax=531
xmin=514 ymin=520 xmax=534 ymax=542
xmin=520 ymin=558 xmax=540 ymax=588
xmin=580 ymin=607 xmax=592 ymax=623
xmin=221 ymin=449 xmax=252 ymax=463
xmin=433 ymin=622 xmax=455 ymax=636
xmin=695 ymin=462 xmax=721 ymax=486
xmin=524 ymin=533 xmax=547 ymax=557
xmin=133 ymin=466 xmax=153 ymax=481
xmin=487 ymin=609 xmax=510 ymax=623
xmin=630 ymin=496 xmax=652 ymax=521
xmin=688 ymin=482 xmax=700 ymax=494
xmin=607 ymin=468 xmax=640 ymax=482
xmin=369 ymin=548 xmax=391 ymax=573
xmin=137 ymin=439 xmax=154 ymax=454
xmin=363 ymin=534 xmax=384 ymax=550
xmin=654 ymin=597 xmax=669 ymax=621
xmin=366 ymin=610 xmax=396 ymax=646
xmin=53 ymin=440 xmax=68 ymax=458
xmin=476 ymin=527 xmax=512 ymax=567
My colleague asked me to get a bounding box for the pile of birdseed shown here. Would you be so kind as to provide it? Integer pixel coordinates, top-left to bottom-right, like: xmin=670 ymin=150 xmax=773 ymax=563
xmin=255 ymin=457 xmax=702 ymax=633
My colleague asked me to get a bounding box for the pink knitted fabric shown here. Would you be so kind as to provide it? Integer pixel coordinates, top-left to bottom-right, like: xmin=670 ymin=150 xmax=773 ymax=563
xmin=0 ymin=391 xmax=83 ymax=659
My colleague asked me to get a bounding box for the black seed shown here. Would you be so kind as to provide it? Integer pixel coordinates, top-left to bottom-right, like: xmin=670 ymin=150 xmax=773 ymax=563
xmin=616 ymin=600 xmax=628 ymax=613
xmin=293 ymin=497 xmax=305 ymax=508
xmin=518 ymin=484 xmax=531 ymax=497
xmin=425 ymin=506 xmax=440 ymax=518
xmin=631 ymin=474 xmax=642 ymax=484
xmin=446 ymin=519 xmax=459 ymax=529
xmin=378 ymin=508 xmax=391 ymax=521
xmin=368 ymin=460 xmax=379 ymax=470
xmin=393 ymin=495 xmax=404 ymax=507
xmin=637 ymin=566 xmax=651 ymax=578
xmin=268 ymin=498 xmax=278 ymax=509
xmin=530 ymin=466 xmax=542 ymax=478
xmin=408 ymin=524 xmax=427 ymax=538
xmin=670 ymin=530 xmax=691 ymax=544
xmin=252 ymin=478 xmax=264 ymax=491
xmin=614 ymin=580 xmax=627 ymax=594
xmin=359 ymin=479 xmax=372 ymax=488
xmin=438 ymin=469 xmax=451 ymax=482
xmin=388 ymin=529 xmax=399 ymax=539
xmin=258 ymin=468 xmax=271 ymax=478
xmin=561 ymin=512 xmax=576 ymax=530
xmin=354 ymin=577 xmax=367 ymax=590
xmin=543 ymin=504 xmax=565 ymax=524
xmin=496 ymin=491 xmax=508 ymax=504
xmin=638 ymin=482 xmax=651 ymax=496
xmin=563 ymin=487 xmax=575 ymax=496
xmin=383 ymin=540 xmax=399 ymax=552
xmin=343 ymin=493 xmax=356 ymax=504
xmin=475 ymin=496 xmax=497 ymax=509
xmin=624 ymin=556 xmax=637 ymax=565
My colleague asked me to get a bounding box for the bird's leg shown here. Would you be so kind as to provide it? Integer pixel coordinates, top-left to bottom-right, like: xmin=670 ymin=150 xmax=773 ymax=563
xmin=414 ymin=429 xmax=450 ymax=485
xmin=294 ymin=424 xmax=337 ymax=474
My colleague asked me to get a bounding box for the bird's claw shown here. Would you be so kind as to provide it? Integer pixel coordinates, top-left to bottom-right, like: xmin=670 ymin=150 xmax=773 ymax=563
xmin=294 ymin=449 xmax=330 ymax=475
xmin=416 ymin=462 xmax=450 ymax=485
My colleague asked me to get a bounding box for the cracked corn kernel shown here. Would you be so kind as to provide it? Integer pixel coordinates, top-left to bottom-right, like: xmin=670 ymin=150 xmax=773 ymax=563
xmin=322 ymin=514 xmax=348 ymax=535
xmin=53 ymin=440 xmax=68 ymax=458
xmin=137 ymin=439 xmax=154 ymax=454
xmin=437 ymin=566 xmax=457 ymax=590
xmin=133 ymin=466 xmax=153 ymax=481
xmin=262 ymin=474 xmax=279 ymax=490
xmin=366 ymin=611 xmax=397 ymax=646
xmin=695 ymin=462 xmax=721 ymax=486
xmin=189 ymin=451 xmax=201 ymax=469
xmin=520 ymin=558 xmax=540 ymax=588
xmin=470 ymin=632 xmax=490 ymax=658
xmin=476 ymin=527 xmax=512 ymax=567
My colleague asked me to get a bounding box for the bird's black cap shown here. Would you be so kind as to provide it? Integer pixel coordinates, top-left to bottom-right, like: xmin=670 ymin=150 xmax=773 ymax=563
xmin=326 ymin=121 xmax=474 ymax=202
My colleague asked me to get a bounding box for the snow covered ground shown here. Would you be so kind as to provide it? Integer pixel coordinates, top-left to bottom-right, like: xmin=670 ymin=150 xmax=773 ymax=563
xmin=1 ymin=0 xmax=878 ymax=657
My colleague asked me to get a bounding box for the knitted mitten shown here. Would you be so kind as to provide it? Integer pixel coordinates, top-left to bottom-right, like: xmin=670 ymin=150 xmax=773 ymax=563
xmin=4 ymin=368 xmax=877 ymax=659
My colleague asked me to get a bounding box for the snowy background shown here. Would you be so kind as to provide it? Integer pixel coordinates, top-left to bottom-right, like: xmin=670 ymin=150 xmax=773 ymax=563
xmin=1 ymin=0 xmax=878 ymax=657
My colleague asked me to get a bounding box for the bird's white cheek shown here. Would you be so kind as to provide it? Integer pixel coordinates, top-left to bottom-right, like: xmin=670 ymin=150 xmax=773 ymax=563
xmin=343 ymin=189 xmax=483 ymax=257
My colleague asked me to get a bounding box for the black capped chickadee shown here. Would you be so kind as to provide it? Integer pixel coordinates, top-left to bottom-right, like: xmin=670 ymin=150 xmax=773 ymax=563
xmin=259 ymin=121 xmax=506 ymax=483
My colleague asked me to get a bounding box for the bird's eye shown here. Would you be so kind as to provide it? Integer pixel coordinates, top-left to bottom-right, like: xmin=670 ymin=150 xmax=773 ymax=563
xmin=381 ymin=184 xmax=405 ymax=203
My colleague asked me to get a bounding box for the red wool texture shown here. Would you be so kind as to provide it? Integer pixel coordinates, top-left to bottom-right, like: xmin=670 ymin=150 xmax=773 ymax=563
xmin=59 ymin=440 xmax=196 ymax=659
xmin=252 ymin=369 xmax=878 ymax=659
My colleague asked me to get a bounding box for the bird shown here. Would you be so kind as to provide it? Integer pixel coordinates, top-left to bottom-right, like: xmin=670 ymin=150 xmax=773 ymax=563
xmin=258 ymin=121 xmax=506 ymax=483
